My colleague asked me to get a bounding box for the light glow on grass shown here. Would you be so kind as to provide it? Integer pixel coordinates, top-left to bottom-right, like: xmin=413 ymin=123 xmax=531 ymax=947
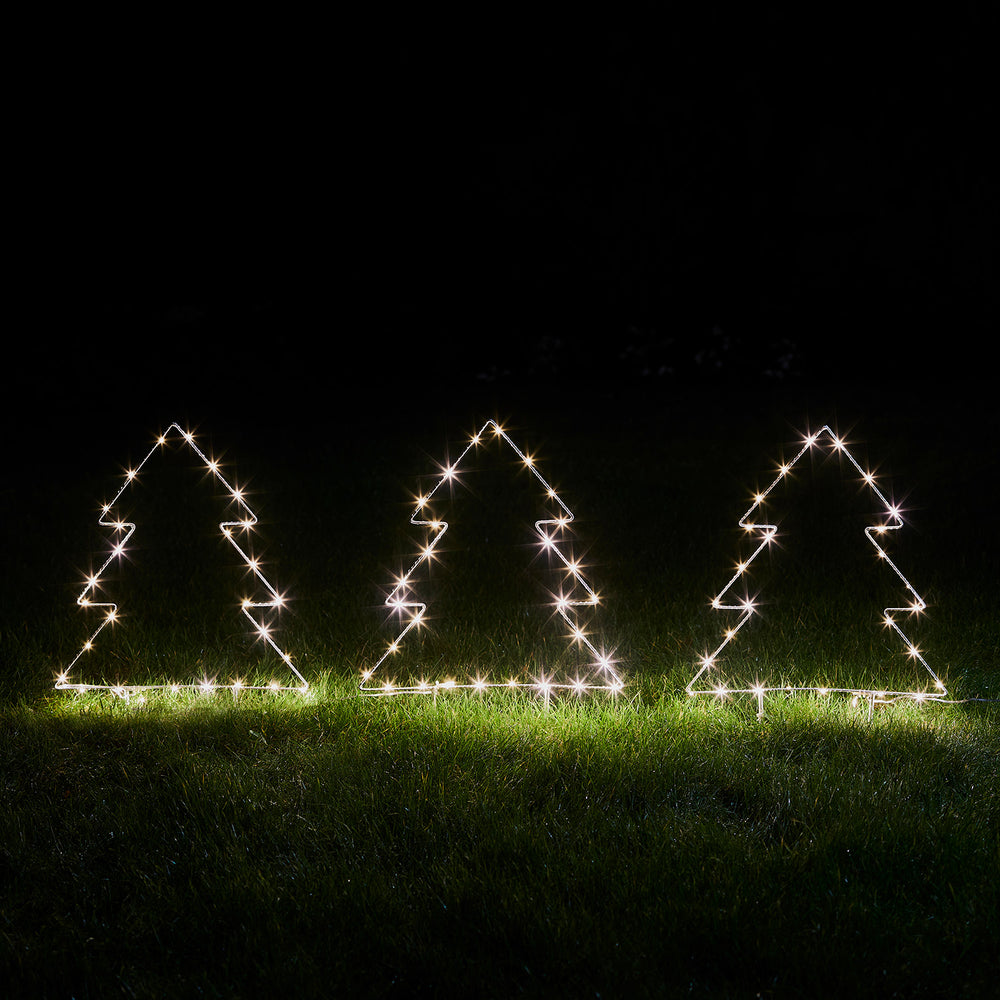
xmin=55 ymin=423 xmax=308 ymax=698
xmin=360 ymin=419 xmax=623 ymax=698
xmin=687 ymin=424 xmax=947 ymax=708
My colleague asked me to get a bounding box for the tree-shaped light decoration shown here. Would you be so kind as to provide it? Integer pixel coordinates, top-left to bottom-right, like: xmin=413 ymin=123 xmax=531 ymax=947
xmin=361 ymin=419 xmax=623 ymax=698
xmin=56 ymin=422 xmax=307 ymax=697
xmin=687 ymin=424 xmax=946 ymax=712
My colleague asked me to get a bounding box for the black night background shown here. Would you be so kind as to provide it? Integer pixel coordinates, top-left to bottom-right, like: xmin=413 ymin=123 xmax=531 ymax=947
xmin=4 ymin=6 xmax=998 ymax=998
xmin=11 ymin=6 xmax=995 ymax=449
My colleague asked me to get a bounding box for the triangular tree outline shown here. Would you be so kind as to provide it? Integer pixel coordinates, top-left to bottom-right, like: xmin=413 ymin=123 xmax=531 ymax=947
xmin=687 ymin=424 xmax=947 ymax=708
xmin=360 ymin=419 xmax=623 ymax=697
xmin=56 ymin=422 xmax=307 ymax=696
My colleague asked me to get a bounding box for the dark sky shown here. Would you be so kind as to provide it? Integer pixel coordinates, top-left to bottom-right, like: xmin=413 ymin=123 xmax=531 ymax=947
xmin=12 ymin=6 xmax=996 ymax=444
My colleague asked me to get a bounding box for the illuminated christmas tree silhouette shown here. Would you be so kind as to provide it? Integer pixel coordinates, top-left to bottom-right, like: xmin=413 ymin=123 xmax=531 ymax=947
xmin=56 ymin=423 xmax=307 ymax=696
xmin=360 ymin=419 xmax=622 ymax=697
xmin=687 ymin=424 xmax=946 ymax=710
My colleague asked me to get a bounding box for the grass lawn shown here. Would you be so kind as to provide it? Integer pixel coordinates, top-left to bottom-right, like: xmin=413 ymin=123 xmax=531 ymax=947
xmin=2 ymin=378 xmax=997 ymax=997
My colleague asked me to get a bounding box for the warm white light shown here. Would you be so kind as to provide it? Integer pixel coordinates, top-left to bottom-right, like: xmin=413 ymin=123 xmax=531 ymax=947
xmin=686 ymin=423 xmax=946 ymax=707
xmin=360 ymin=418 xmax=622 ymax=697
xmin=56 ymin=422 xmax=307 ymax=697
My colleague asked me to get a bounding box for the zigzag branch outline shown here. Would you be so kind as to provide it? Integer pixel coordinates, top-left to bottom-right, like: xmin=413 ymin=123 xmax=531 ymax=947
xmin=361 ymin=419 xmax=621 ymax=695
xmin=58 ymin=422 xmax=306 ymax=694
xmin=687 ymin=424 xmax=947 ymax=701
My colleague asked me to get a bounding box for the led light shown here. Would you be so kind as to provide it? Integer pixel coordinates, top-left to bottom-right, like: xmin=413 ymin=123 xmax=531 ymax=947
xmin=360 ymin=418 xmax=622 ymax=697
xmin=685 ymin=423 xmax=946 ymax=707
xmin=55 ymin=422 xmax=307 ymax=696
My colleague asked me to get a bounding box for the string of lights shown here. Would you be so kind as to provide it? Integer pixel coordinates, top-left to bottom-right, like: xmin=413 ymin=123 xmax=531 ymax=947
xmin=360 ymin=419 xmax=623 ymax=698
xmin=687 ymin=425 xmax=947 ymax=713
xmin=55 ymin=423 xmax=307 ymax=698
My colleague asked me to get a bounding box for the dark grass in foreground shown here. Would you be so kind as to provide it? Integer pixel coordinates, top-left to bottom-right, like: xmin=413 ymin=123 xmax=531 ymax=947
xmin=2 ymin=679 xmax=998 ymax=999
xmin=3 ymin=386 xmax=998 ymax=996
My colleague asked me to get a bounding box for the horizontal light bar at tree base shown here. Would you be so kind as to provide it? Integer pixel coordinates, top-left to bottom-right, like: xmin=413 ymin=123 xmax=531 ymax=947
xmin=360 ymin=419 xmax=623 ymax=699
xmin=687 ymin=424 xmax=947 ymax=715
xmin=55 ymin=423 xmax=307 ymax=698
